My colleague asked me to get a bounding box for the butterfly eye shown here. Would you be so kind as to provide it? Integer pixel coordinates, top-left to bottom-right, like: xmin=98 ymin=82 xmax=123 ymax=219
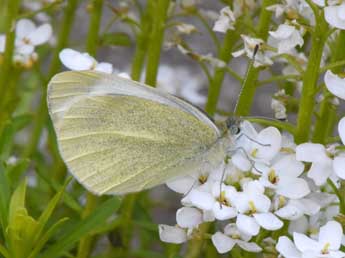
xmin=230 ymin=125 xmax=240 ymax=135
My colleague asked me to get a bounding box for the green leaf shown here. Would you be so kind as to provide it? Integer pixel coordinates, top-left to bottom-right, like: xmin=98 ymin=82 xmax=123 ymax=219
xmin=8 ymin=178 xmax=27 ymax=226
xmin=39 ymin=197 xmax=121 ymax=258
xmin=28 ymin=218 xmax=68 ymax=258
xmin=33 ymin=181 xmax=66 ymax=244
xmin=6 ymin=158 xmax=30 ymax=186
xmin=100 ymin=32 xmax=131 ymax=46
xmin=0 ymin=243 xmax=10 ymax=258
xmin=0 ymin=163 xmax=10 ymax=234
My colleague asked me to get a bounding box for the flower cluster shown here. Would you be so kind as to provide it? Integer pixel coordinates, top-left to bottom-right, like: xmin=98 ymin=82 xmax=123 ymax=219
xmin=0 ymin=18 xmax=52 ymax=68
xmin=159 ymin=114 xmax=345 ymax=254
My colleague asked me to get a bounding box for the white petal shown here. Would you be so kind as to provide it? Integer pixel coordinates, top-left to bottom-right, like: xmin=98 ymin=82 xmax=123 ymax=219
xmin=333 ymin=156 xmax=345 ymax=179
xmin=59 ymin=48 xmax=94 ymax=71
xmin=325 ymin=70 xmax=345 ymax=100
xmin=224 ymin=223 xmax=251 ymax=241
xmin=276 ymin=178 xmax=310 ymax=199
xmin=189 ymin=189 xmax=214 ymax=210
xmin=307 ymin=162 xmax=333 ymax=186
xmin=312 ymin=0 xmax=325 ymax=6
xmin=28 ymin=23 xmax=52 ymax=45
xmin=16 ymin=19 xmax=35 ymax=38
xmin=211 ymin=232 xmax=235 ymax=254
xmin=236 ymin=214 xmax=260 ymax=236
xmin=293 ymin=232 xmax=320 ymax=252
xmin=292 ymin=199 xmax=320 ymax=216
xmin=0 ymin=35 xmax=5 ymax=52
xmin=254 ymin=127 xmax=282 ymax=161
xmin=212 ymin=203 xmax=237 ymax=220
xmin=176 ymin=207 xmax=202 ymax=229
xmin=203 ymin=210 xmax=215 ymax=222
xmin=319 ymin=221 xmax=343 ymax=250
xmin=338 ymin=117 xmax=345 ymax=145
xmin=158 ymin=225 xmax=187 ymax=244
xmin=269 ymin=24 xmax=295 ymax=39
xmin=295 ymin=143 xmax=330 ymax=163
xmin=166 ymin=176 xmax=195 ymax=194
xmin=250 ymin=193 xmax=271 ymax=213
xmin=274 ymin=154 xmax=304 ymax=178
xmin=16 ymin=43 xmax=35 ymax=55
xmin=325 ymin=4 xmax=345 ymax=30
xmin=236 ymin=240 xmax=262 ymax=252
xmin=232 ymin=151 xmax=252 ymax=171
xmin=288 ymin=216 xmax=309 ymax=235
xmin=242 ymin=180 xmax=265 ymax=195
xmin=275 ymin=204 xmax=303 ymax=220
xmin=232 ymin=193 xmax=250 ymax=213
xmin=95 ymin=62 xmax=113 ymax=74
xmin=253 ymin=213 xmax=283 ymax=230
xmin=276 ymin=236 xmax=302 ymax=258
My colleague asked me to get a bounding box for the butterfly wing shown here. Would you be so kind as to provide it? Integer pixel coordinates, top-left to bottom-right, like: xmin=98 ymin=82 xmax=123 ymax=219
xmin=47 ymin=71 xmax=220 ymax=136
xmin=55 ymin=95 xmax=224 ymax=195
xmin=47 ymin=71 xmax=226 ymax=195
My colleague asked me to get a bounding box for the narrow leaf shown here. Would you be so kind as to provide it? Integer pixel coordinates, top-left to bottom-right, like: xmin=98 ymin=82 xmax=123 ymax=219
xmin=39 ymin=197 xmax=121 ymax=258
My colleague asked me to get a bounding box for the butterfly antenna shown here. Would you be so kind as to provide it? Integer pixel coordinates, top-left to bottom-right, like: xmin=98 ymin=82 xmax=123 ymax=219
xmin=233 ymin=44 xmax=260 ymax=114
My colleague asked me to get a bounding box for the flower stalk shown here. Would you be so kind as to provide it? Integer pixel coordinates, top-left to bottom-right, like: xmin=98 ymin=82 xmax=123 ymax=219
xmin=234 ymin=0 xmax=276 ymax=116
xmin=144 ymin=0 xmax=170 ymax=86
xmin=295 ymin=16 xmax=328 ymax=143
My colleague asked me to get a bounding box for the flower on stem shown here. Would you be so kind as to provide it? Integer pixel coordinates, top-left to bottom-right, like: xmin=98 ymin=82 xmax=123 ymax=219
xmin=211 ymin=224 xmax=262 ymax=254
xmin=59 ymin=48 xmax=113 ymax=74
xmin=325 ymin=3 xmax=345 ymax=30
xmin=232 ymin=35 xmax=273 ymax=67
xmin=213 ymin=6 xmax=236 ymax=33
xmin=158 ymin=224 xmax=187 ymax=244
xmin=276 ymin=221 xmax=345 ymax=258
xmin=15 ymin=19 xmax=52 ymax=55
xmin=325 ymin=70 xmax=345 ymax=100
xmin=268 ymin=24 xmax=304 ymax=54
xmin=176 ymin=23 xmax=197 ymax=35
xmin=232 ymin=180 xmax=283 ymax=236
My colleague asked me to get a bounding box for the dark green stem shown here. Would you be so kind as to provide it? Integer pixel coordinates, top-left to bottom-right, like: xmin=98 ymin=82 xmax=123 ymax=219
xmin=312 ymin=31 xmax=345 ymax=143
xmin=205 ymin=30 xmax=239 ymax=116
xmin=295 ymin=17 xmax=328 ymax=143
xmin=144 ymin=0 xmax=170 ymax=86
xmin=0 ymin=0 xmax=21 ymax=133
xmin=130 ymin=0 xmax=153 ymax=81
xmin=234 ymin=0 xmax=275 ymax=116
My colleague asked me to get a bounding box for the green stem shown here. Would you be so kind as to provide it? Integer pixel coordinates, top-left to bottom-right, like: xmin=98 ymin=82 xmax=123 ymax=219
xmin=205 ymin=30 xmax=239 ymax=115
xmin=130 ymin=0 xmax=153 ymax=81
xmin=144 ymin=0 xmax=170 ymax=86
xmin=312 ymin=31 xmax=345 ymax=143
xmin=258 ymin=74 xmax=301 ymax=86
xmin=246 ymin=117 xmax=296 ymax=135
xmin=327 ymin=179 xmax=345 ymax=214
xmin=86 ymin=0 xmax=103 ymax=55
xmin=77 ymin=2 xmax=103 ymax=258
xmin=22 ymin=0 xmax=79 ymax=159
xmin=185 ymin=223 xmax=210 ymax=258
xmin=0 ymin=0 xmax=21 ymax=133
xmin=320 ymin=59 xmax=345 ymax=73
xmin=295 ymin=18 xmax=328 ymax=143
xmin=119 ymin=194 xmax=138 ymax=250
xmin=234 ymin=0 xmax=276 ymax=116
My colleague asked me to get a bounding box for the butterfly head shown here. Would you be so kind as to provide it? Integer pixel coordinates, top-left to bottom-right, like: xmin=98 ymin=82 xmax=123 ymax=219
xmin=225 ymin=116 xmax=242 ymax=136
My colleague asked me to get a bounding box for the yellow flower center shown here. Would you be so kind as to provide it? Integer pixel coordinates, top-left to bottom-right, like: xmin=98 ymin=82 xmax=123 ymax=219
xmin=249 ymin=200 xmax=257 ymax=214
xmin=268 ymin=169 xmax=279 ymax=184
xmin=217 ymin=191 xmax=230 ymax=206
xmin=321 ymin=243 xmax=330 ymax=254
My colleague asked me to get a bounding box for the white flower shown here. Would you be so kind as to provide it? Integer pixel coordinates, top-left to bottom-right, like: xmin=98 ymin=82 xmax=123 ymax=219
xmin=325 ymin=3 xmax=345 ymax=30
xmin=212 ymin=224 xmax=262 ymax=254
xmin=232 ymin=121 xmax=282 ymax=171
xmin=312 ymin=0 xmax=325 ymax=7
xmin=338 ymin=117 xmax=345 ymax=145
xmin=257 ymin=154 xmax=310 ymax=199
xmin=268 ymin=24 xmax=304 ymax=54
xmin=176 ymin=207 xmax=203 ymax=229
xmin=15 ymin=19 xmax=52 ymax=55
xmin=271 ymin=98 xmax=287 ymax=120
xmin=186 ymin=181 xmax=238 ymax=221
xmin=233 ymin=181 xmax=283 ymax=236
xmin=232 ymin=35 xmax=273 ymax=67
xmin=275 ymin=197 xmax=320 ymax=220
xmin=158 ymin=225 xmax=187 ymax=244
xmin=213 ymin=6 xmax=236 ymax=33
xmin=325 ymin=70 xmax=345 ymax=100
xmin=59 ymin=48 xmax=113 ymax=74
xmin=276 ymin=221 xmax=345 ymax=258
xmin=296 ymin=143 xmax=345 ymax=185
